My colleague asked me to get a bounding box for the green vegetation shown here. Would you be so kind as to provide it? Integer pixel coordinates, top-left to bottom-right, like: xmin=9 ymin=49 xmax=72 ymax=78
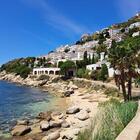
xmin=104 ymin=87 xmax=120 ymax=97
xmin=0 ymin=57 xmax=36 ymax=78
xmin=98 ymin=64 xmax=108 ymax=82
xmin=77 ymin=99 xmax=138 ymax=140
xmin=60 ymin=60 xmax=76 ymax=77
xmin=108 ymin=36 xmax=140 ymax=101
xmin=76 ymin=68 xmax=85 ymax=78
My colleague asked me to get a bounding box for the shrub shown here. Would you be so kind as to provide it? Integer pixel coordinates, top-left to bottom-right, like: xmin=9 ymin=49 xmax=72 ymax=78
xmin=60 ymin=60 xmax=76 ymax=76
xmin=77 ymin=99 xmax=138 ymax=140
xmin=77 ymin=68 xmax=85 ymax=78
xmin=104 ymin=87 xmax=120 ymax=97
xmin=98 ymin=64 xmax=108 ymax=82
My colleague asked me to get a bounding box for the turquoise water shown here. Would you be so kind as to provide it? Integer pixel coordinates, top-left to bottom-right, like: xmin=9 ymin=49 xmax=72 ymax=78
xmin=0 ymin=80 xmax=54 ymax=134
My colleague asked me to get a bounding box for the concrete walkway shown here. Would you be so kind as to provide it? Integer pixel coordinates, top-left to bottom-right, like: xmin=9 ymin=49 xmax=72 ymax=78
xmin=116 ymin=101 xmax=140 ymax=140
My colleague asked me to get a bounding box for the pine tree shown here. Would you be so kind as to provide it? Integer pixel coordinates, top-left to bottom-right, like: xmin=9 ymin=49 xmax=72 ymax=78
xmin=88 ymin=55 xmax=91 ymax=64
xmin=92 ymin=54 xmax=95 ymax=64
xmin=99 ymin=64 xmax=108 ymax=82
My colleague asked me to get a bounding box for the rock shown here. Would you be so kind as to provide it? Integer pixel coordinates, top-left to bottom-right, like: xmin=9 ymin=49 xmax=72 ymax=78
xmin=40 ymin=121 xmax=50 ymax=131
xmin=61 ymin=129 xmax=80 ymax=140
xmin=66 ymin=106 xmax=80 ymax=114
xmin=61 ymin=121 xmax=70 ymax=128
xmin=75 ymin=111 xmax=89 ymax=121
xmin=85 ymin=108 xmax=91 ymax=113
xmin=17 ymin=120 xmax=29 ymax=125
xmin=42 ymin=131 xmax=60 ymax=140
xmin=11 ymin=125 xmax=31 ymax=136
xmin=51 ymin=112 xmax=64 ymax=120
xmin=70 ymin=85 xmax=78 ymax=90
xmin=63 ymin=90 xmax=74 ymax=97
xmin=49 ymin=120 xmax=62 ymax=128
xmin=37 ymin=111 xmax=52 ymax=121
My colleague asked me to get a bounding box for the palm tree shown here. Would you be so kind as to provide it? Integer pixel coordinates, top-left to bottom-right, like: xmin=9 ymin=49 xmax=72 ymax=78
xmin=108 ymin=36 xmax=140 ymax=101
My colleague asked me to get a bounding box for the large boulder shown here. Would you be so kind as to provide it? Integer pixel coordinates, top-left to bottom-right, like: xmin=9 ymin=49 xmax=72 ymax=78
xmin=75 ymin=110 xmax=89 ymax=121
xmin=37 ymin=111 xmax=52 ymax=121
xmin=61 ymin=129 xmax=80 ymax=140
xmin=49 ymin=120 xmax=62 ymax=128
xmin=40 ymin=121 xmax=50 ymax=131
xmin=42 ymin=131 xmax=60 ymax=140
xmin=11 ymin=125 xmax=31 ymax=136
xmin=66 ymin=106 xmax=80 ymax=114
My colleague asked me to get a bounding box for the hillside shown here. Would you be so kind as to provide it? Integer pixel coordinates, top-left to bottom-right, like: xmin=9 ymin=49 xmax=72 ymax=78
xmin=1 ymin=13 xmax=140 ymax=78
xmin=40 ymin=12 xmax=140 ymax=63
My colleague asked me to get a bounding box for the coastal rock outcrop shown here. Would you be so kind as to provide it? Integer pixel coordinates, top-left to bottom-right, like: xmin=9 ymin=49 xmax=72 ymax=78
xmin=61 ymin=128 xmax=80 ymax=140
xmin=63 ymin=90 xmax=74 ymax=97
xmin=37 ymin=111 xmax=52 ymax=121
xmin=42 ymin=131 xmax=60 ymax=140
xmin=40 ymin=121 xmax=50 ymax=131
xmin=75 ymin=110 xmax=89 ymax=121
xmin=17 ymin=120 xmax=29 ymax=125
xmin=11 ymin=125 xmax=31 ymax=136
xmin=66 ymin=106 xmax=80 ymax=114
xmin=49 ymin=120 xmax=62 ymax=128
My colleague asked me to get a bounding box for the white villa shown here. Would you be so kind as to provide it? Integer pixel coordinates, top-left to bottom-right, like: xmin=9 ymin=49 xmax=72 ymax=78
xmin=33 ymin=68 xmax=60 ymax=76
xmin=86 ymin=52 xmax=115 ymax=78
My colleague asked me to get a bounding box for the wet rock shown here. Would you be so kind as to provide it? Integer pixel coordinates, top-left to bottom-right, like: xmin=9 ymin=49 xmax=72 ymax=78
xmin=42 ymin=131 xmax=60 ymax=140
xmin=11 ymin=125 xmax=31 ymax=136
xmin=66 ymin=106 xmax=80 ymax=114
xmin=75 ymin=111 xmax=89 ymax=121
xmin=40 ymin=121 xmax=50 ymax=131
xmin=37 ymin=111 xmax=52 ymax=121
xmin=17 ymin=120 xmax=29 ymax=125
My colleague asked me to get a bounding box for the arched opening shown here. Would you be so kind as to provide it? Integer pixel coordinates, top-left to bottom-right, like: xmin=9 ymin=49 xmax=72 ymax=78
xmin=55 ymin=71 xmax=59 ymax=75
xmin=45 ymin=71 xmax=48 ymax=74
xmin=34 ymin=71 xmax=37 ymax=75
xmin=49 ymin=70 xmax=54 ymax=75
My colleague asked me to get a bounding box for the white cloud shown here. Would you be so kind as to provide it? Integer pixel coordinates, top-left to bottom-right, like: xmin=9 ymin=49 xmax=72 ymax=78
xmin=22 ymin=0 xmax=90 ymax=36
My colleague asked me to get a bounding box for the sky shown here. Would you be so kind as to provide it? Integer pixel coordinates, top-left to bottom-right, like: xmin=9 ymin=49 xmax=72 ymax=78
xmin=0 ymin=0 xmax=140 ymax=65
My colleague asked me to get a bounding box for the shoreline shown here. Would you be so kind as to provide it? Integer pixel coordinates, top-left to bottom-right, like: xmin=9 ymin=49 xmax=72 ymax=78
xmin=0 ymin=72 xmax=115 ymax=140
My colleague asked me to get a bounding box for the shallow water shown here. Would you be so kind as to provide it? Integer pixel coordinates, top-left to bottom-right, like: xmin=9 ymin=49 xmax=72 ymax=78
xmin=0 ymin=80 xmax=54 ymax=135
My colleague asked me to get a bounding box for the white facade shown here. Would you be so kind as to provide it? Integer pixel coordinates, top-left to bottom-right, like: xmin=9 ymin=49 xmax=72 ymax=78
xmin=108 ymin=68 xmax=115 ymax=77
xmin=109 ymin=29 xmax=120 ymax=37
xmin=86 ymin=64 xmax=100 ymax=71
xmin=129 ymin=22 xmax=140 ymax=29
xmin=132 ymin=31 xmax=140 ymax=37
xmin=33 ymin=68 xmax=60 ymax=75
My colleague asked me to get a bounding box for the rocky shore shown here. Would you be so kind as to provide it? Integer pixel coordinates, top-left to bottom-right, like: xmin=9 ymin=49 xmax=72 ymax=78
xmin=0 ymin=72 xmax=112 ymax=140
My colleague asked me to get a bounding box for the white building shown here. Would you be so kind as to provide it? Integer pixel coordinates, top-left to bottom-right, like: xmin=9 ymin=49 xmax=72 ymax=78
xmin=129 ymin=22 xmax=140 ymax=29
xmin=109 ymin=29 xmax=120 ymax=37
xmin=33 ymin=68 xmax=60 ymax=76
xmin=86 ymin=52 xmax=115 ymax=78
xmin=132 ymin=31 xmax=140 ymax=37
